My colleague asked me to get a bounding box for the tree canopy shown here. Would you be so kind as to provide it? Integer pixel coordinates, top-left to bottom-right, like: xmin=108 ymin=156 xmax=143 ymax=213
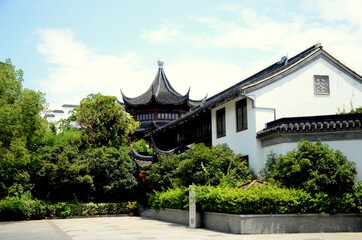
xmin=0 ymin=59 xmax=48 ymax=198
xmin=67 ymin=93 xmax=139 ymax=148
xmin=146 ymin=143 xmax=252 ymax=191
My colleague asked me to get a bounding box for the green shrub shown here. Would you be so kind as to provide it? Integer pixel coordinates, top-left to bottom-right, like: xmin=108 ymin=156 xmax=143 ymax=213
xmin=47 ymin=202 xmax=127 ymax=218
xmin=195 ymin=185 xmax=313 ymax=214
xmin=148 ymin=188 xmax=189 ymax=210
xmin=0 ymin=197 xmax=48 ymax=221
xmin=262 ymin=140 xmax=357 ymax=195
xmin=148 ymin=184 xmax=362 ymax=214
xmin=146 ymin=144 xmax=252 ymax=191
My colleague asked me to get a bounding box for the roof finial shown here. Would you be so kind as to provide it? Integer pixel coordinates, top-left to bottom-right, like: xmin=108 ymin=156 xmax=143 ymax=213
xmin=157 ymin=58 xmax=164 ymax=68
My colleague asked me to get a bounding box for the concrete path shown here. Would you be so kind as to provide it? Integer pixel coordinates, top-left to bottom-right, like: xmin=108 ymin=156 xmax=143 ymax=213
xmin=1 ymin=216 xmax=362 ymax=240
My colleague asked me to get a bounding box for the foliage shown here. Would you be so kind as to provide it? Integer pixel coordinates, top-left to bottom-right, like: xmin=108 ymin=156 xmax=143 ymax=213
xmin=148 ymin=184 xmax=362 ymax=214
xmin=132 ymin=139 xmax=153 ymax=155
xmin=0 ymin=59 xmax=48 ymax=199
xmin=67 ymin=93 xmax=139 ymax=148
xmin=337 ymin=102 xmax=362 ymax=114
xmin=262 ymin=140 xmax=356 ymax=195
xmin=47 ymin=202 xmax=127 ymax=218
xmin=0 ymin=198 xmax=127 ymax=220
xmin=0 ymin=61 xmax=141 ymax=204
xmin=78 ymin=146 xmax=138 ymax=202
xmin=145 ymin=154 xmax=181 ymax=191
xmin=68 ymin=202 xmax=126 ymax=216
xmin=148 ymin=188 xmax=189 ymax=210
xmin=146 ymin=144 xmax=252 ymax=190
xmin=125 ymin=201 xmax=138 ymax=211
xmin=32 ymin=156 xmax=94 ymax=202
xmin=0 ymin=188 xmax=47 ymax=221
xmin=259 ymin=151 xmax=278 ymax=181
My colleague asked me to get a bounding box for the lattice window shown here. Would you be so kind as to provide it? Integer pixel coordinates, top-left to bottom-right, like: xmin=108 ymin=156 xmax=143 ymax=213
xmin=314 ymin=75 xmax=330 ymax=95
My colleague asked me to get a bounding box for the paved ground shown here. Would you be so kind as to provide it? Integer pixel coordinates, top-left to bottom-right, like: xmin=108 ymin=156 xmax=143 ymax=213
xmin=1 ymin=216 xmax=362 ymax=240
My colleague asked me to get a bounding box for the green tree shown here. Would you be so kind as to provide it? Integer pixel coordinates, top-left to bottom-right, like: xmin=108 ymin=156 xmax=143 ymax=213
xmin=68 ymin=93 xmax=139 ymax=148
xmin=32 ymin=155 xmax=93 ymax=202
xmin=146 ymin=143 xmax=252 ymax=190
xmin=0 ymin=59 xmax=48 ymax=198
xmin=33 ymin=129 xmax=92 ymax=202
xmin=263 ymin=140 xmax=356 ymax=195
xmin=78 ymin=146 xmax=138 ymax=202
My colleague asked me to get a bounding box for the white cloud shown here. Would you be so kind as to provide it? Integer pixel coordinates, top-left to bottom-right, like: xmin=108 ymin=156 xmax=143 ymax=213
xmin=142 ymin=2 xmax=362 ymax=74
xmin=166 ymin=57 xmax=247 ymax=99
xmin=36 ymin=28 xmax=155 ymax=105
xmin=36 ymin=1 xmax=362 ymax=106
xmin=141 ymin=19 xmax=183 ymax=44
xmin=35 ymin=28 xmax=247 ymax=105
xmin=306 ymin=0 xmax=362 ymax=27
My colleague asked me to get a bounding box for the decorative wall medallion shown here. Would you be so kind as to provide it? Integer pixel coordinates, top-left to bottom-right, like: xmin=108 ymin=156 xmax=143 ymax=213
xmin=314 ymin=75 xmax=330 ymax=95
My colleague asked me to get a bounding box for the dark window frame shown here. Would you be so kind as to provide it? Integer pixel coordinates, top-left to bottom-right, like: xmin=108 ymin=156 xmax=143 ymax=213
xmin=216 ymin=108 xmax=226 ymax=138
xmin=236 ymin=98 xmax=248 ymax=132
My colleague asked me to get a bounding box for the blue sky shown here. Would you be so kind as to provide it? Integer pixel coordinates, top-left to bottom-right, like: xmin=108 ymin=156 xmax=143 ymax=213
xmin=1 ymin=0 xmax=361 ymax=107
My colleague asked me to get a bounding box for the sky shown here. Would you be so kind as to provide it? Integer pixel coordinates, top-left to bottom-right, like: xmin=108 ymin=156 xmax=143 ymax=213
xmin=1 ymin=0 xmax=362 ymax=108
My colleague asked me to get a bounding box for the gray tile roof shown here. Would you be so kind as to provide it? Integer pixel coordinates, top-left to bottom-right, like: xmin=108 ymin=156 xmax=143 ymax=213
xmin=257 ymin=113 xmax=362 ymax=138
xmin=121 ymin=67 xmax=203 ymax=108
xmin=146 ymin=43 xmax=362 ymax=137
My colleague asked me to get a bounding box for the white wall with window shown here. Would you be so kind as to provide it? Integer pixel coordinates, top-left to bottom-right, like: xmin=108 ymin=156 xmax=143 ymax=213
xmin=212 ymin=97 xmax=258 ymax=169
xmin=211 ymin=55 xmax=362 ymax=173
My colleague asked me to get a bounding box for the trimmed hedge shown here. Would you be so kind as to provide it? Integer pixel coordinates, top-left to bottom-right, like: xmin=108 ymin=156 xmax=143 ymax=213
xmin=148 ymin=188 xmax=188 ymax=210
xmin=47 ymin=202 xmax=127 ymax=218
xmin=149 ymin=184 xmax=362 ymax=214
xmin=0 ymin=199 xmax=128 ymax=221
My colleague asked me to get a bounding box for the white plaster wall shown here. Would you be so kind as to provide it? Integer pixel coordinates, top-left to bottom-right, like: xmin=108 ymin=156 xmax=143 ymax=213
xmin=261 ymin=139 xmax=362 ymax=182
xmin=246 ymin=57 xmax=362 ymax=131
xmin=210 ymin=55 xmax=362 ymax=174
xmin=212 ymin=97 xmax=260 ymax=171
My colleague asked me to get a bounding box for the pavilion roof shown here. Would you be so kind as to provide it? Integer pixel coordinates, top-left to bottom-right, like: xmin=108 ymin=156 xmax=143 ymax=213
xmin=121 ymin=62 xmax=203 ymax=109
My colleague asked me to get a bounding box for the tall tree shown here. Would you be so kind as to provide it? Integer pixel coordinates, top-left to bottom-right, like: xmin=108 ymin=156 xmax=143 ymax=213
xmin=68 ymin=93 xmax=139 ymax=148
xmin=0 ymin=59 xmax=48 ymax=198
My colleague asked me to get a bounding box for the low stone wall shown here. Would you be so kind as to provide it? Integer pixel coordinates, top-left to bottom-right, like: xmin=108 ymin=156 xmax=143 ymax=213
xmin=140 ymin=208 xmax=362 ymax=234
xmin=140 ymin=208 xmax=201 ymax=228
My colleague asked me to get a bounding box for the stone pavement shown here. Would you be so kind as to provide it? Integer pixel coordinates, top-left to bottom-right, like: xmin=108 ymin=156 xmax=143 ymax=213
xmin=1 ymin=216 xmax=362 ymax=240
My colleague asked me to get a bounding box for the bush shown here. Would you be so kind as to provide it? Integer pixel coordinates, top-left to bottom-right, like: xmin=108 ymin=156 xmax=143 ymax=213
xmin=79 ymin=146 xmax=138 ymax=202
xmin=148 ymin=188 xmax=189 ymax=210
xmin=0 ymin=196 xmax=48 ymax=221
xmin=148 ymin=184 xmax=362 ymax=214
xmin=47 ymin=202 xmax=127 ymax=218
xmin=195 ymin=185 xmax=312 ymax=214
xmin=262 ymin=140 xmax=357 ymax=195
xmin=146 ymin=144 xmax=252 ymax=190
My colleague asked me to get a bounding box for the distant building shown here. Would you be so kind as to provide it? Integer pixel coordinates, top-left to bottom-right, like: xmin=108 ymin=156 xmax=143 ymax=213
xmin=44 ymin=104 xmax=79 ymax=122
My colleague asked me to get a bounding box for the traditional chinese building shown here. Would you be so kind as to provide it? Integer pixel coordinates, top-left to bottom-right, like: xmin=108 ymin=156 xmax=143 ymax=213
xmin=121 ymin=59 xmax=205 ymax=138
xmin=146 ymin=44 xmax=362 ymax=181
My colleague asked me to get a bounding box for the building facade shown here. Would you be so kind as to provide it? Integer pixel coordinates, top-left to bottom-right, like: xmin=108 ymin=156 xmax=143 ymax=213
xmin=148 ymin=44 xmax=362 ymax=180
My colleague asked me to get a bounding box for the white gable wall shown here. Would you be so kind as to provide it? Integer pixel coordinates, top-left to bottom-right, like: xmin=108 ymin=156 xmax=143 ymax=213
xmin=248 ymin=57 xmax=362 ymax=132
xmin=211 ymin=55 xmax=362 ymax=174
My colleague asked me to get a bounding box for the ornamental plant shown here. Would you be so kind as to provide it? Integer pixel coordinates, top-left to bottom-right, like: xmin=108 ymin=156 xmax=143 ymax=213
xmin=146 ymin=143 xmax=252 ymax=191
xmin=262 ymin=140 xmax=357 ymax=195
